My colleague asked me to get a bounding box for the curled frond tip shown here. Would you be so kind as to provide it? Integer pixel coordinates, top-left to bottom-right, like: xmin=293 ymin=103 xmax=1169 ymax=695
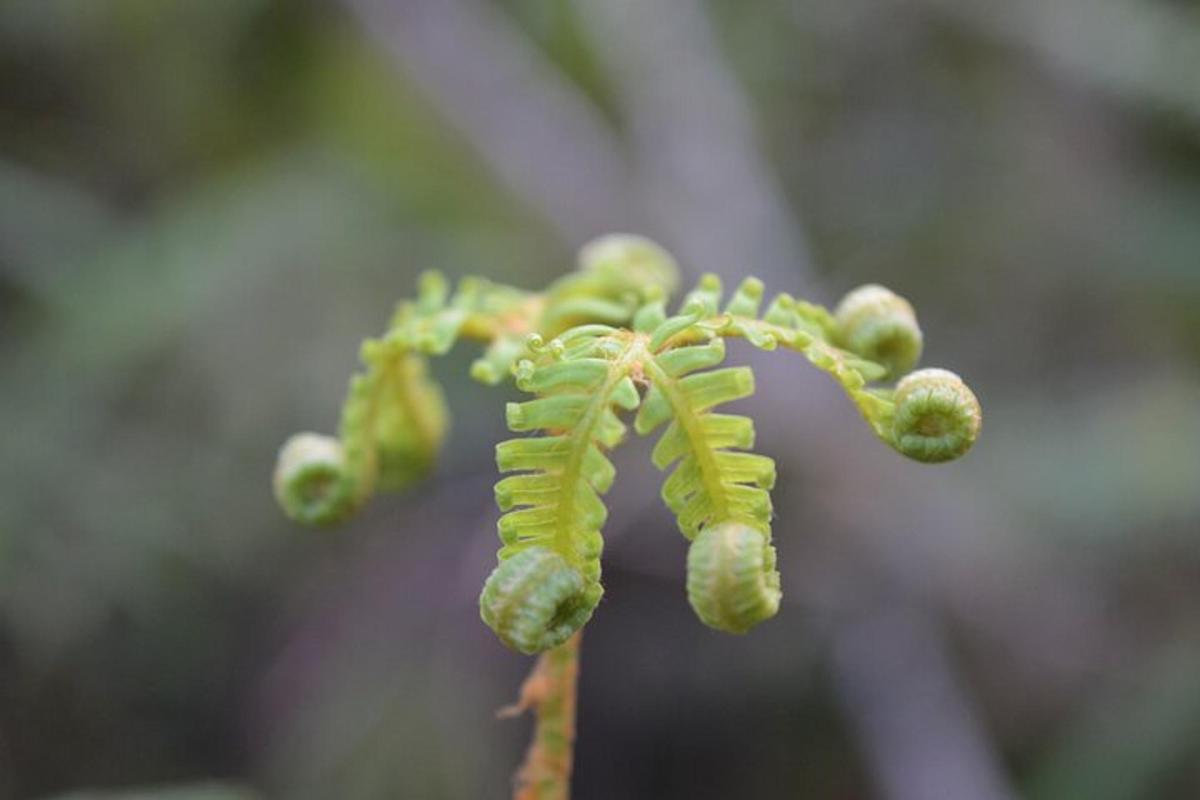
xmin=480 ymin=546 xmax=602 ymax=655
xmin=273 ymin=433 xmax=357 ymax=526
xmin=686 ymin=521 xmax=781 ymax=634
xmin=891 ymin=368 xmax=982 ymax=463
xmin=835 ymin=284 xmax=923 ymax=380
xmin=578 ymin=233 xmax=680 ymax=297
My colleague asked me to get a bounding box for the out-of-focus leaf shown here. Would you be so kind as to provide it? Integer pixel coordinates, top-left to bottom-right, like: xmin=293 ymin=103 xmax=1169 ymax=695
xmin=1026 ymin=640 xmax=1200 ymax=800
xmin=0 ymin=160 xmax=117 ymax=293
xmin=0 ymin=149 xmax=419 ymax=658
xmin=45 ymin=783 xmax=260 ymax=800
xmin=981 ymin=375 xmax=1200 ymax=545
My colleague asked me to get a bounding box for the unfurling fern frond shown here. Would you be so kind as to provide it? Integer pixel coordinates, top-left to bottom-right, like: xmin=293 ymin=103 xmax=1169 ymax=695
xmin=274 ymin=272 xmax=477 ymax=524
xmin=686 ymin=521 xmax=781 ymax=634
xmin=640 ymin=273 xmax=892 ymax=439
xmin=273 ymin=432 xmax=352 ymax=526
xmin=654 ymin=274 xmax=977 ymax=467
xmin=634 ymin=309 xmax=780 ymax=633
xmin=479 ymin=546 xmax=593 ymax=655
xmin=833 ymin=284 xmax=923 ymax=381
xmin=481 ymin=327 xmax=642 ymax=653
xmin=636 ymin=332 xmax=775 ymax=536
xmin=537 ymin=234 xmax=679 ymax=337
xmin=889 ymin=368 xmax=982 ymax=462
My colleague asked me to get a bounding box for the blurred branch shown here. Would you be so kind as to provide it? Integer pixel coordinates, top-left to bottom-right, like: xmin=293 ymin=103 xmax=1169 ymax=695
xmin=1027 ymin=638 xmax=1200 ymax=800
xmin=913 ymin=0 xmax=1200 ymax=123
xmin=575 ymin=0 xmax=817 ymax=288
xmin=342 ymin=0 xmax=641 ymax=244
xmin=830 ymin=604 xmax=1016 ymax=800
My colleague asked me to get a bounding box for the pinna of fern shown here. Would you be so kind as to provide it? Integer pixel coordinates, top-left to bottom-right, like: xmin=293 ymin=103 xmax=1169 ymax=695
xmin=272 ymin=234 xmax=981 ymax=653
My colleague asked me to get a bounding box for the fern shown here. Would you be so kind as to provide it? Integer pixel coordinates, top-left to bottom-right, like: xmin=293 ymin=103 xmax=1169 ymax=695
xmin=646 ymin=273 xmax=937 ymax=463
xmin=275 ymin=235 xmax=982 ymax=648
xmin=271 ymin=235 xmax=986 ymax=800
xmin=482 ymin=326 xmax=641 ymax=653
xmin=632 ymin=301 xmax=780 ymax=632
xmin=275 ymin=271 xmax=480 ymax=524
xmin=635 ymin=333 xmax=774 ymax=537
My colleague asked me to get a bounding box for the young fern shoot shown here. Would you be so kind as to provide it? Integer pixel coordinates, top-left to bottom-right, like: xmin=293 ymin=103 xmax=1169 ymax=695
xmin=273 ymin=233 xmax=982 ymax=648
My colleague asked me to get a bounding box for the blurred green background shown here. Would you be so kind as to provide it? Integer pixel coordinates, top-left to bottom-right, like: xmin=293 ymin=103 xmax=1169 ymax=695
xmin=2 ymin=1 xmax=1200 ymax=798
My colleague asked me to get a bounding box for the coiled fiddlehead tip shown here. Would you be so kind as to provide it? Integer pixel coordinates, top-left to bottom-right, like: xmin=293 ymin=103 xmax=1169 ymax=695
xmin=273 ymin=433 xmax=355 ymax=526
xmin=686 ymin=522 xmax=781 ymax=635
xmin=578 ymin=234 xmax=680 ymax=296
xmin=480 ymin=547 xmax=602 ymax=655
xmin=834 ymin=284 xmax=923 ymax=380
xmin=891 ymin=368 xmax=982 ymax=463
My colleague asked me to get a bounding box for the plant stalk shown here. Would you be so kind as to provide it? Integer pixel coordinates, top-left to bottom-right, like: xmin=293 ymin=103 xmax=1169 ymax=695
xmin=500 ymin=632 xmax=582 ymax=800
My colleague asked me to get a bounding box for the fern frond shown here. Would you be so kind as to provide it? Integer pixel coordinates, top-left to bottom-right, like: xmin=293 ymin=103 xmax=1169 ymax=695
xmin=274 ymin=271 xmax=527 ymax=524
xmin=649 ymin=274 xmax=929 ymax=461
xmin=479 ymin=546 xmax=592 ymax=655
xmin=888 ymin=368 xmax=982 ymax=462
xmin=482 ymin=328 xmax=641 ymax=652
xmin=635 ymin=309 xmax=780 ymax=633
xmin=705 ymin=276 xmax=979 ymax=463
xmin=636 ymin=328 xmax=775 ymax=538
xmin=833 ymin=284 xmax=923 ymax=380
xmin=687 ymin=521 xmax=782 ymax=634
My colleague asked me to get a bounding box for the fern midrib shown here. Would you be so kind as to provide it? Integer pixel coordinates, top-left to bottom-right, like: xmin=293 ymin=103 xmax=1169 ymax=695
xmin=709 ymin=313 xmax=893 ymax=445
xmin=642 ymin=355 xmax=730 ymax=525
xmin=553 ymin=339 xmax=640 ymax=566
xmin=391 ymin=352 xmax=442 ymax=458
xmin=348 ymin=344 xmax=441 ymax=502
xmin=344 ymin=364 xmax=384 ymax=504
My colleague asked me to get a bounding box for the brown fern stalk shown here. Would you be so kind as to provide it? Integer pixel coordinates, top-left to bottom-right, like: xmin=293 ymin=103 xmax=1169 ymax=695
xmin=499 ymin=632 xmax=582 ymax=800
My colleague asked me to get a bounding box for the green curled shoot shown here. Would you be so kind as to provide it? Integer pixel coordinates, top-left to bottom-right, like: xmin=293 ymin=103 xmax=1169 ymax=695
xmin=479 ymin=546 xmax=600 ymax=655
xmin=834 ymin=284 xmax=923 ymax=380
xmin=686 ymin=521 xmax=782 ymax=634
xmin=274 ymin=235 xmax=982 ymax=649
xmin=889 ymin=368 xmax=982 ymax=463
xmin=273 ymin=432 xmax=356 ymax=526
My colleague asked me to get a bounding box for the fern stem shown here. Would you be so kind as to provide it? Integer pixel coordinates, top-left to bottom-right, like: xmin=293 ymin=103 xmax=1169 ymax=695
xmin=390 ymin=352 xmax=444 ymax=463
xmin=642 ymin=355 xmax=730 ymax=523
xmin=553 ymin=338 xmax=641 ymax=565
xmin=501 ymin=632 xmax=582 ymax=800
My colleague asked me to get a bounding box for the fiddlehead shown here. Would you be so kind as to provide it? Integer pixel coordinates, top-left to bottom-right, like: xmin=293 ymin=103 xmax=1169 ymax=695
xmin=274 ymin=272 xmax=478 ymax=524
xmin=272 ymin=432 xmax=353 ymax=526
xmin=634 ymin=302 xmax=780 ymax=633
xmin=480 ymin=547 xmax=593 ymax=656
xmin=686 ymin=521 xmax=781 ymax=635
xmin=833 ymin=283 xmax=923 ymax=380
xmin=889 ymin=368 xmax=982 ymax=462
xmin=536 ymin=234 xmax=680 ymax=337
xmin=481 ymin=326 xmax=642 ymax=653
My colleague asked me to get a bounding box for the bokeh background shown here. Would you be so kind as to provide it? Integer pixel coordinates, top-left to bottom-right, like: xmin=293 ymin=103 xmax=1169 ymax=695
xmin=3 ymin=1 xmax=1200 ymax=798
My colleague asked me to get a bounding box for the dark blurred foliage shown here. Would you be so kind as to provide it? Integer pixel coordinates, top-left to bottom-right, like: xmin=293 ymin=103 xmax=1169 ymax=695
xmin=2 ymin=1 xmax=1200 ymax=798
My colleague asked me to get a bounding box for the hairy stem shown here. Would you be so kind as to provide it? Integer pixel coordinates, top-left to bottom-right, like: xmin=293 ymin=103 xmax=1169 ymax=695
xmin=500 ymin=632 xmax=582 ymax=800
